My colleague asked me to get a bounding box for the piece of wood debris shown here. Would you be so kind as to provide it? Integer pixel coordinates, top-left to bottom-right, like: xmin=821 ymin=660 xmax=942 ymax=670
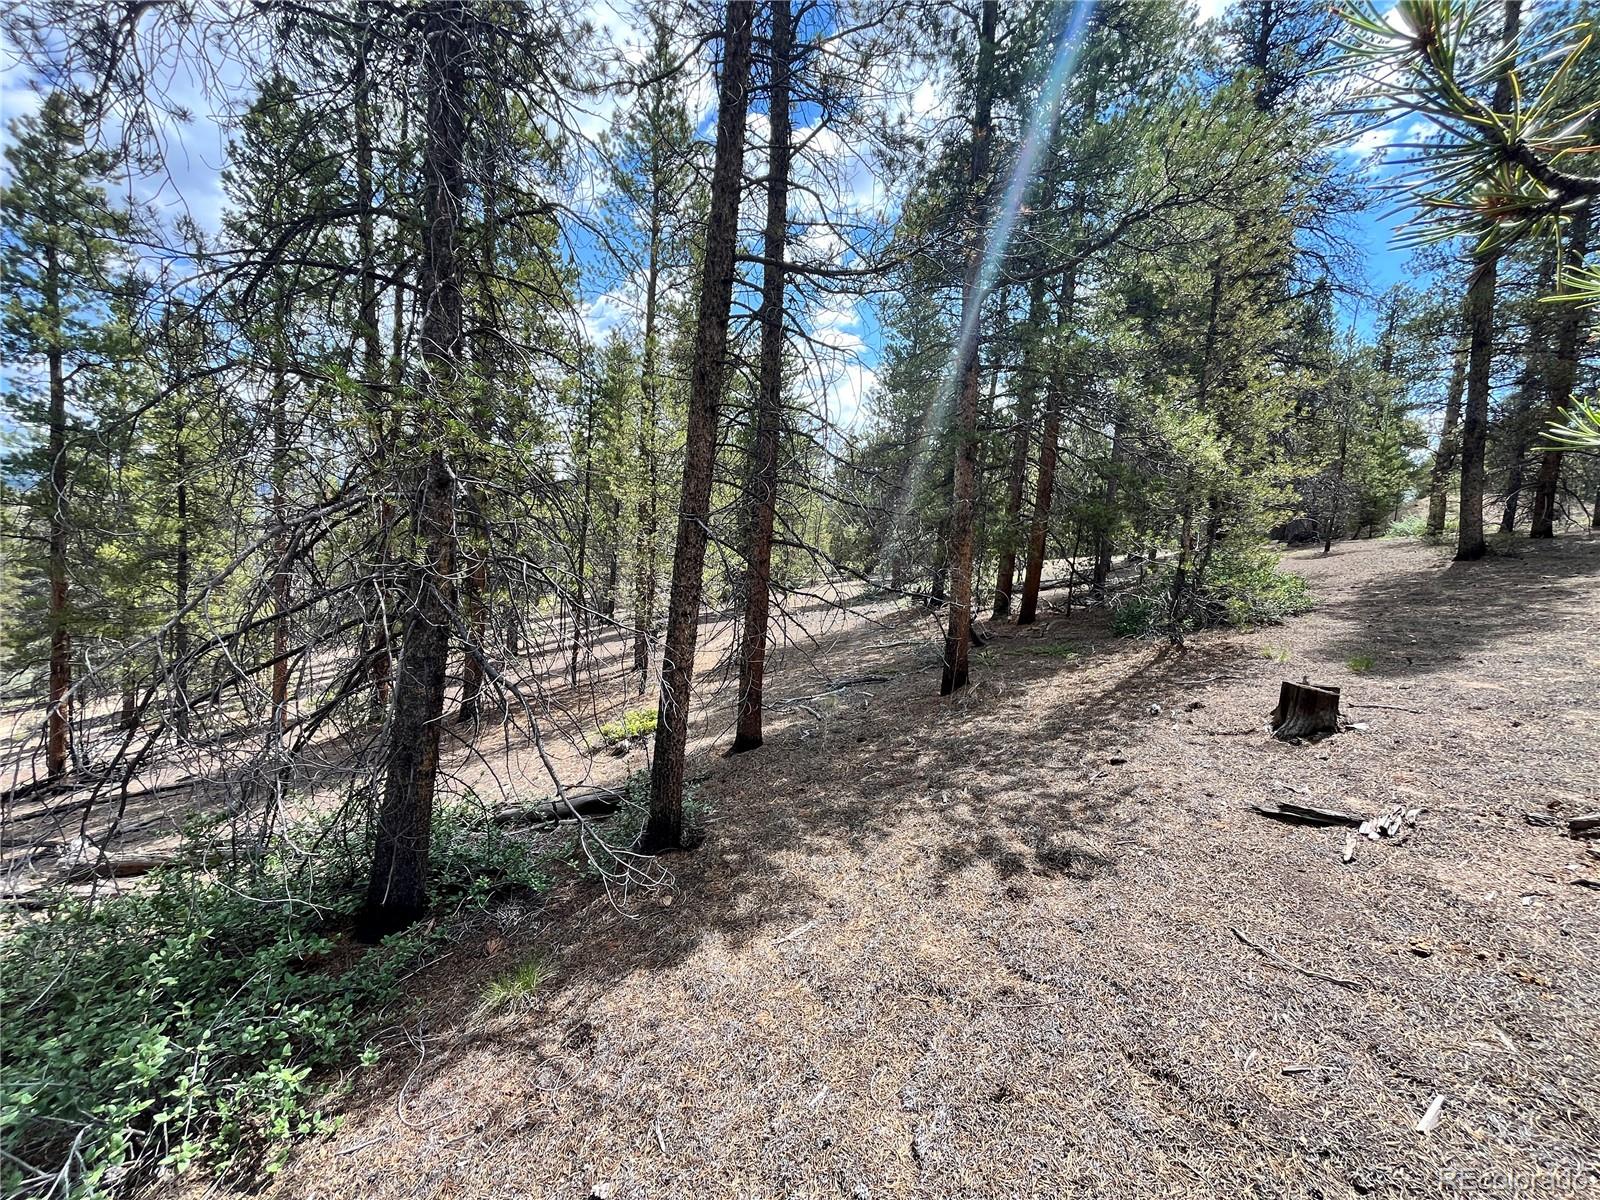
xmin=1416 ymin=1094 xmax=1445 ymax=1134
xmin=1341 ymin=832 xmax=1358 ymax=864
xmin=1346 ymin=702 xmax=1423 ymax=714
xmin=1230 ymin=926 xmax=1364 ymax=990
xmin=1569 ymin=812 xmax=1600 ymax=839
xmin=1252 ymin=801 xmax=1361 ymax=827
xmin=492 ymin=787 xmax=624 ymax=827
xmin=773 ymin=920 xmax=818 ymax=947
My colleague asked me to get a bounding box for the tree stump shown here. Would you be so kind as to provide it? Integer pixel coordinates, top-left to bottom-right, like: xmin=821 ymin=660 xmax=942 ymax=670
xmin=1272 ymin=681 xmax=1341 ymax=740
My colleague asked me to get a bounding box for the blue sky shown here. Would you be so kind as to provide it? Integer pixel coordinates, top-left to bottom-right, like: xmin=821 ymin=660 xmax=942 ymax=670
xmin=0 ymin=0 xmax=1422 ymax=434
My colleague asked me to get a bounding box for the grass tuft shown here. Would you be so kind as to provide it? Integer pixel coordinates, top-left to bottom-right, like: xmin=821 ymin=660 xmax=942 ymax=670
xmin=1038 ymin=643 xmax=1083 ymax=660
xmin=477 ymin=953 xmax=555 ymax=1020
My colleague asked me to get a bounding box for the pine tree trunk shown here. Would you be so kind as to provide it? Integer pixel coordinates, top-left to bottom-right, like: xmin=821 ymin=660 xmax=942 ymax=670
xmin=1019 ymin=271 xmax=1078 ymax=626
xmin=992 ymin=280 xmax=1044 ymax=619
xmin=731 ymin=0 xmax=792 ymax=754
xmin=173 ymin=414 xmax=190 ymax=736
xmin=1323 ymin=412 xmax=1348 ymax=555
xmin=458 ymin=141 xmax=500 ymax=725
xmin=571 ymin=378 xmax=599 ymax=688
xmin=941 ymin=0 xmax=997 ymax=695
xmin=1426 ymin=332 xmax=1467 ymax=536
xmin=633 ymin=203 xmax=664 ymax=691
xmin=1018 ymin=367 xmax=1061 ymax=627
xmin=1530 ymin=208 xmax=1590 ymax=539
xmin=1499 ymin=251 xmax=1556 ymax=534
xmin=357 ymin=5 xmax=394 ymax=710
xmin=44 ymin=243 xmax=70 ymax=780
xmin=270 ymin=361 xmax=290 ymax=733
xmin=363 ymin=0 xmax=467 ymax=937
xmin=1091 ymin=418 xmax=1122 ymax=603
xmin=1456 ymin=0 xmax=1521 ymax=562
xmin=601 ymin=495 xmax=621 ymax=618
xmin=639 ymin=0 xmax=754 ymax=853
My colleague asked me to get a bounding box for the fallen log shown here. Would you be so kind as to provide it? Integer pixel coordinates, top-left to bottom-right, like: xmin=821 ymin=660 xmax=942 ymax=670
xmin=1271 ymin=681 xmax=1341 ymax=740
xmin=58 ymin=849 xmax=230 ymax=883
xmin=491 ymin=787 xmax=626 ymax=828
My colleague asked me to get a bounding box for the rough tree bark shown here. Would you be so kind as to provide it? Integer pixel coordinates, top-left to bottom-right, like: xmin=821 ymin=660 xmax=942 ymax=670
xmin=941 ymin=0 xmax=997 ymax=692
xmin=730 ymin=0 xmax=792 ymax=754
xmin=361 ymin=0 xmax=467 ymax=938
xmin=639 ymin=0 xmax=754 ymax=853
xmin=1456 ymin=0 xmax=1521 ymax=562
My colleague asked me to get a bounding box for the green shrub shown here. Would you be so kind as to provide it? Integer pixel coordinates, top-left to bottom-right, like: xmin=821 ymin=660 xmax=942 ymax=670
xmin=598 ymin=707 xmax=656 ymax=744
xmin=1346 ymin=654 xmax=1374 ymax=673
xmin=1204 ymin=542 xmax=1313 ymax=629
xmin=1111 ymin=543 xmax=1313 ymax=637
xmin=1384 ymin=514 xmax=1428 ymax=538
xmin=1112 ymin=594 xmax=1162 ymax=637
xmin=0 ymin=805 xmax=550 ymax=1199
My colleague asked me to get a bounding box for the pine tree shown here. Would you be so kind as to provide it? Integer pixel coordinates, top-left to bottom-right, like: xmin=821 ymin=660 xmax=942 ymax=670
xmin=1 ymin=91 xmax=129 ymax=779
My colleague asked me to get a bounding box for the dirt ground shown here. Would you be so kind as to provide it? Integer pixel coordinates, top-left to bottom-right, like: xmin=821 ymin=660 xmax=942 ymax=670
xmin=182 ymin=534 xmax=1600 ymax=1199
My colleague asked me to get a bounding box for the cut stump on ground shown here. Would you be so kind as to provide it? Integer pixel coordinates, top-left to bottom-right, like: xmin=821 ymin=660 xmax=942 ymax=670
xmin=1272 ymin=681 xmax=1341 ymax=741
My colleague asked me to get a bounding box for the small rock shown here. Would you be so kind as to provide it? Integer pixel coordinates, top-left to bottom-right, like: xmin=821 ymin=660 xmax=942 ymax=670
xmin=1148 ymin=703 xmax=1162 ymax=716
xmin=591 ymin=1185 xmax=614 ymax=1200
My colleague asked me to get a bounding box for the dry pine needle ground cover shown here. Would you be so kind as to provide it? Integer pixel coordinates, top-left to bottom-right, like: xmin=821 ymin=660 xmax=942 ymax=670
xmin=192 ymin=535 xmax=1598 ymax=1200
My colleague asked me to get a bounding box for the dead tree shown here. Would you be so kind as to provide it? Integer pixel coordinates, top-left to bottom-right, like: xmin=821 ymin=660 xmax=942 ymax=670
xmin=731 ymin=0 xmax=793 ymax=753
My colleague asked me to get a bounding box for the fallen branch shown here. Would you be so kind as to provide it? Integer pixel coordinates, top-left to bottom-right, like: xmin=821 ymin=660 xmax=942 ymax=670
xmin=1230 ymin=926 xmax=1364 ymax=990
xmin=770 ymin=675 xmax=890 ymax=713
xmin=1345 ymin=703 xmax=1422 ymax=714
xmin=1251 ymin=801 xmax=1362 ymax=827
xmin=491 ymin=787 xmax=625 ymax=828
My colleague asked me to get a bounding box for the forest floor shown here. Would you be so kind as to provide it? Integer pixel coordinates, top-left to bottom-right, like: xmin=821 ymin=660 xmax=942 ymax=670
xmin=183 ymin=533 xmax=1598 ymax=1197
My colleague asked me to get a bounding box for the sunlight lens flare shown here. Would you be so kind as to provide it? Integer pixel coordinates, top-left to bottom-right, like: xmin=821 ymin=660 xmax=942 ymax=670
xmin=888 ymin=0 xmax=1097 ymax=556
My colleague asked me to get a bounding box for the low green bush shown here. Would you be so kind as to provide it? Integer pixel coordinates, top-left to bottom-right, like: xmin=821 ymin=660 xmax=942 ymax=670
xmin=598 ymin=707 xmax=656 ymax=744
xmin=1111 ymin=542 xmax=1313 ymax=637
xmin=1205 ymin=541 xmax=1313 ymax=628
xmin=0 ymin=803 xmax=550 ymax=1199
xmin=1384 ymin=514 xmax=1428 ymax=538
